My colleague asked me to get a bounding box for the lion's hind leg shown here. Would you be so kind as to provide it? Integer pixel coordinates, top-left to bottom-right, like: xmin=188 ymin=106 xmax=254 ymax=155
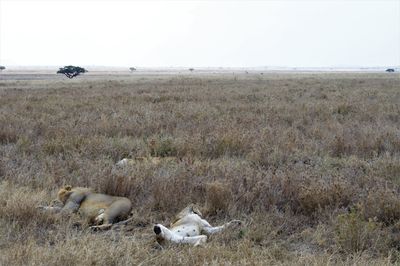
xmin=94 ymin=209 xmax=106 ymax=224
xmin=91 ymin=208 xmax=112 ymax=230
xmin=94 ymin=199 xmax=131 ymax=227
xmin=90 ymin=207 xmax=134 ymax=230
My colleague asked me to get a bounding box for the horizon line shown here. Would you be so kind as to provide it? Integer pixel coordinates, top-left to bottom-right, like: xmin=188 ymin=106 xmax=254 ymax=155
xmin=1 ymin=65 xmax=399 ymax=69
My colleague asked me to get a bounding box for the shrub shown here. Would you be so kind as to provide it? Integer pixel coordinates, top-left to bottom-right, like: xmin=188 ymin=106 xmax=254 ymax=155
xmin=0 ymin=182 xmax=56 ymax=228
xmin=334 ymin=209 xmax=389 ymax=254
xmin=329 ymin=135 xmax=351 ymax=157
xmin=358 ymin=188 xmax=400 ymax=225
xmin=205 ymin=181 xmax=232 ymax=215
xmin=42 ymin=137 xmax=83 ymax=156
xmin=148 ymin=137 xmax=177 ymax=157
xmin=298 ymin=180 xmax=352 ymax=215
xmin=216 ymin=134 xmax=247 ymax=157
xmin=0 ymin=126 xmax=18 ymax=144
xmin=16 ymin=136 xmax=33 ymax=154
xmin=100 ymin=174 xmax=133 ymax=198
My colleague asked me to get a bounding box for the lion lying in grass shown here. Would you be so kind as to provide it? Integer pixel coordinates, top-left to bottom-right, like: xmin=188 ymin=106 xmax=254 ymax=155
xmin=38 ymin=185 xmax=132 ymax=230
xmin=154 ymin=204 xmax=242 ymax=246
xmin=116 ymin=156 xmax=178 ymax=167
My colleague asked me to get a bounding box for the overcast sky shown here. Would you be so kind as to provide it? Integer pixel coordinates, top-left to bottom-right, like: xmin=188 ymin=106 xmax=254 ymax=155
xmin=0 ymin=0 xmax=399 ymax=67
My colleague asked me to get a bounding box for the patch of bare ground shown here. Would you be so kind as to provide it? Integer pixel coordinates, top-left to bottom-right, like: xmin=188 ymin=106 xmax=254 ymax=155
xmin=1 ymin=73 xmax=400 ymax=265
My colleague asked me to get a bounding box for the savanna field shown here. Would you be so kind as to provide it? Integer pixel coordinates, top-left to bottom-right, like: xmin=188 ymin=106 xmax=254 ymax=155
xmin=0 ymin=73 xmax=400 ymax=265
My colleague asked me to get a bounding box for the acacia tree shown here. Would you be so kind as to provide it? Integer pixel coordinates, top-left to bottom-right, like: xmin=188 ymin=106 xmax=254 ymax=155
xmin=129 ymin=67 xmax=136 ymax=72
xmin=0 ymin=66 xmax=5 ymax=71
xmin=57 ymin=65 xmax=87 ymax=78
xmin=189 ymin=68 xmax=194 ymax=72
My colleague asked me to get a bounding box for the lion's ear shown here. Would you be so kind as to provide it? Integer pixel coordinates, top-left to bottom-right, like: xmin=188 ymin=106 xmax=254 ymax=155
xmin=192 ymin=206 xmax=203 ymax=217
xmin=187 ymin=204 xmax=202 ymax=217
xmin=64 ymin=185 xmax=72 ymax=191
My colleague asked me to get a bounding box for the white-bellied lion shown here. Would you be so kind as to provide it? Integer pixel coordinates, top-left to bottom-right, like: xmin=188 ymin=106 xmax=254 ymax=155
xmin=39 ymin=185 xmax=132 ymax=229
xmin=153 ymin=204 xmax=242 ymax=246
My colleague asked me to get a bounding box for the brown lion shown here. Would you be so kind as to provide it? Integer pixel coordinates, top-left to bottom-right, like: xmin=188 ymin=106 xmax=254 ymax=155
xmin=39 ymin=185 xmax=132 ymax=229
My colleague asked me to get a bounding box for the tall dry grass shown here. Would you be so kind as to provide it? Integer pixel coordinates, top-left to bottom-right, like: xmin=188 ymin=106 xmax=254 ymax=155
xmin=0 ymin=73 xmax=399 ymax=265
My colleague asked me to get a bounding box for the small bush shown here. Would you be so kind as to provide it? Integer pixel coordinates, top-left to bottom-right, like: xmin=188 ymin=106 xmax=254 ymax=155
xmin=98 ymin=173 xmax=133 ymax=198
xmin=148 ymin=137 xmax=177 ymax=157
xmin=336 ymin=104 xmax=354 ymax=116
xmin=42 ymin=138 xmax=73 ymax=155
xmin=329 ymin=135 xmax=351 ymax=157
xmin=210 ymin=133 xmax=247 ymax=158
xmin=334 ymin=210 xmax=389 ymax=254
xmin=298 ymin=181 xmax=352 ymax=215
xmin=374 ymin=158 xmax=400 ymax=185
xmin=0 ymin=127 xmax=18 ymax=144
xmin=16 ymin=136 xmax=33 ymax=154
xmin=0 ymin=182 xmax=56 ymax=228
xmin=205 ymin=181 xmax=232 ymax=215
xmin=244 ymin=215 xmax=277 ymax=246
xmin=358 ymin=188 xmax=400 ymax=225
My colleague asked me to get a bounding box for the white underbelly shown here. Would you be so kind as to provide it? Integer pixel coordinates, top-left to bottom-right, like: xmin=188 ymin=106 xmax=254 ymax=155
xmin=171 ymin=224 xmax=200 ymax=237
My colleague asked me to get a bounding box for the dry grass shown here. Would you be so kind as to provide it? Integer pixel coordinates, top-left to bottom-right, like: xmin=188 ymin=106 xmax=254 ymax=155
xmin=0 ymin=73 xmax=399 ymax=265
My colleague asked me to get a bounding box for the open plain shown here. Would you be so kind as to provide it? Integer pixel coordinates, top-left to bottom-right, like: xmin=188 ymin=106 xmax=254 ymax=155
xmin=0 ymin=72 xmax=400 ymax=265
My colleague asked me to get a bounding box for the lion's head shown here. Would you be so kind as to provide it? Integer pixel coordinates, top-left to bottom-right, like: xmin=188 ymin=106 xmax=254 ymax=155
xmin=57 ymin=185 xmax=73 ymax=204
xmin=57 ymin=185 xmax=92 ymax=204
xmin=172 ymin=204 xmax=203 ymax=225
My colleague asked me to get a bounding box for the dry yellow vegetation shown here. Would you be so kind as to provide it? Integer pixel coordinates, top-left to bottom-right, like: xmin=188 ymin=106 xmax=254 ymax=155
xmin=0 ymin=73 xmax=399 ymax=265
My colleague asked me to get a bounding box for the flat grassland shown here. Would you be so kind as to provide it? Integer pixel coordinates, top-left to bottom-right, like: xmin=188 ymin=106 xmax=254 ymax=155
xmin=0 ymin=73 xmax=399 ymax=265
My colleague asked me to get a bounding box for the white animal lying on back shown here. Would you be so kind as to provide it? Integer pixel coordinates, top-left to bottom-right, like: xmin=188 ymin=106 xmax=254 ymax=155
xmin=116 ymin=156 xmax=177 ymax=167
xmin=154 ymin=204 xmax=242 ymax=246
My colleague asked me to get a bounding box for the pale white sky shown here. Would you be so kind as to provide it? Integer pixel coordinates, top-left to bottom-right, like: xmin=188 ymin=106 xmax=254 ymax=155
xmin=0 ymin=0 xmax=399 ymax=67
